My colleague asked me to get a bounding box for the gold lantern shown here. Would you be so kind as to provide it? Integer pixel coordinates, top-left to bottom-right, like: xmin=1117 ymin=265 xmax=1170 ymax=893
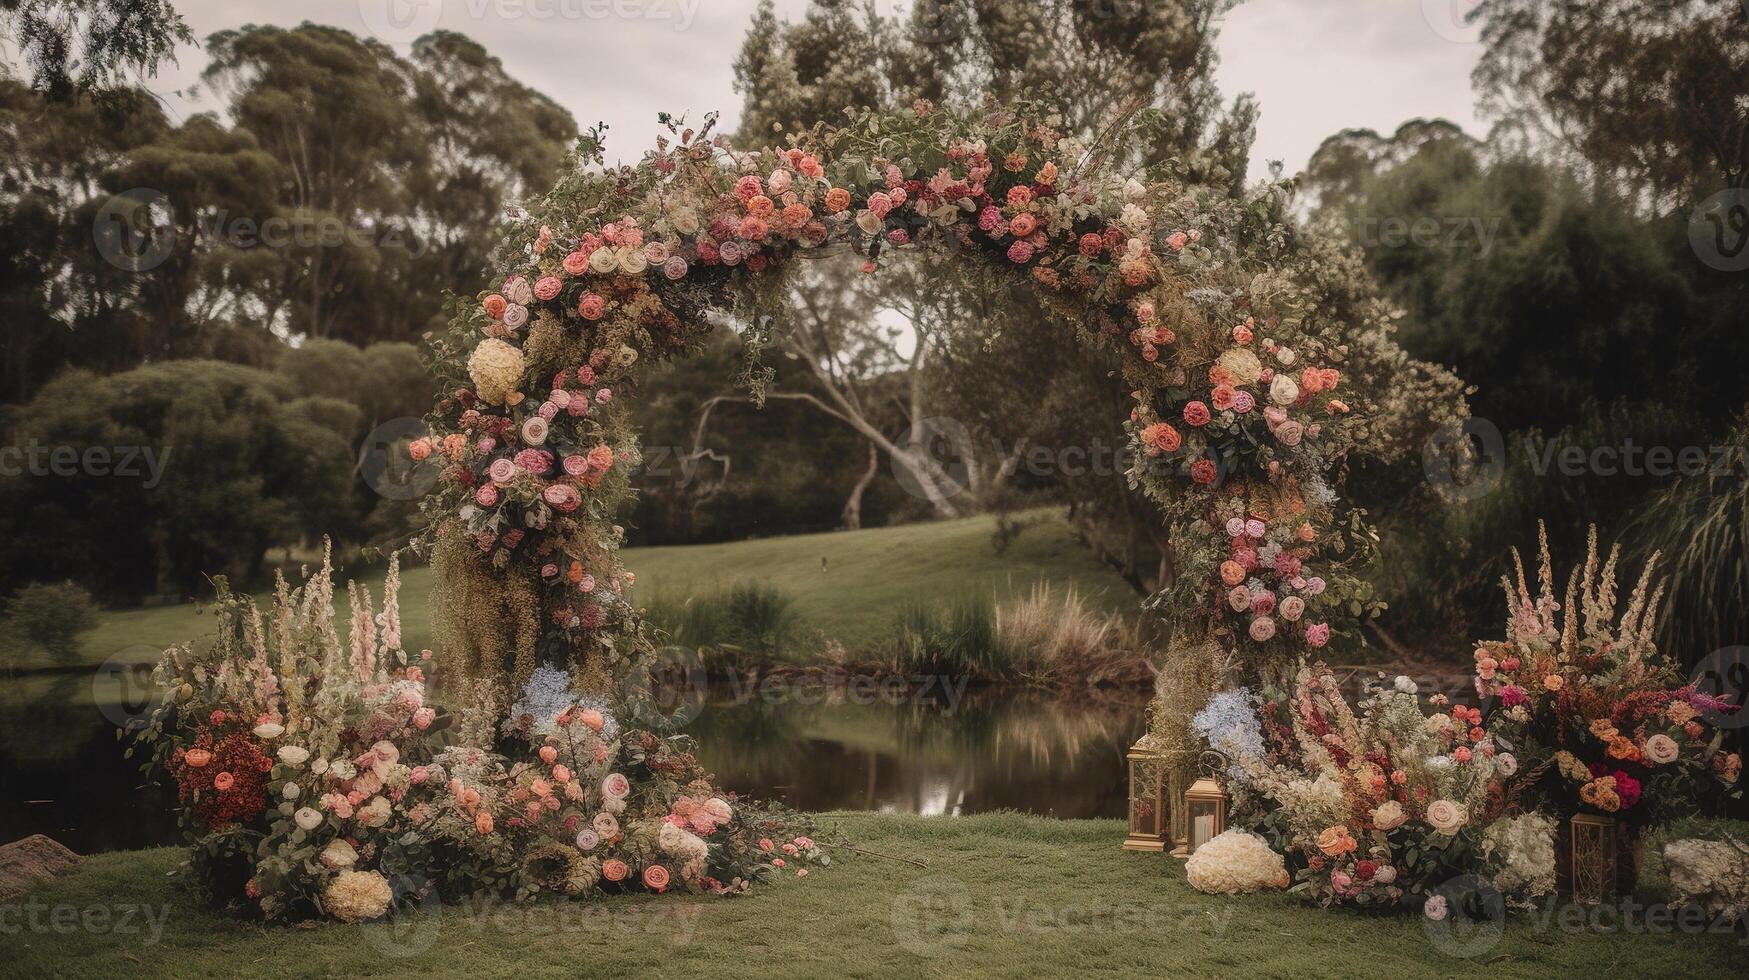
xmin=1173 ymin=754 xmax=1230 ymax=859
xmin=1561 ymin=813 xmax=1619 ymax=906
xmin=1124 ymin=737 xmax=1168 ymax=852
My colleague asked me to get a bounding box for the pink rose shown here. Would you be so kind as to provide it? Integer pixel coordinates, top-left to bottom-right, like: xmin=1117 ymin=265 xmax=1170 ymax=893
xmin=474 ymin=484 xmax=499 ymax=507
xmin=663 ymin=256 xmax=688 ymax=280
xmin=563 ymin=455 xmax=589 ymax=477
xmin=412 ymin=707 xmax=435 ymax=730
xmin=563 ymin=251 xmax=589 ymax=276
xmin=1249 ymin=616 xmax=1277 ymax=642
xmin=1007 ymin=241 xmax=1034 ymax=263
xmin=1279 ymin=596 xmax=1306 ymax=622
xmin=578 ymin=293 xmax=606 ymax=320
xmin=533 ymin=276 xmax=562 ymax=301
xmin=1275 ymin=420 xmax=1305 ymax=447
xmin=1305 ymin=623 xmax=1331 ymax=648
xmin=521 ymin=416 xmax=549 ymax=445
xmin=488 ymin=458 xmax=517 ymax=484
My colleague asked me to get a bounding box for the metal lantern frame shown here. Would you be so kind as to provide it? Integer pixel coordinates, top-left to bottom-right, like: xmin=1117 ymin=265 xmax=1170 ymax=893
xmin=1564 ymin=812 xmax=1618 ymax=906
xmin=1124 ymin=737 xmax=1168 ymax=852
xmin=1172 ymin=750 xmax=1230 ymax=859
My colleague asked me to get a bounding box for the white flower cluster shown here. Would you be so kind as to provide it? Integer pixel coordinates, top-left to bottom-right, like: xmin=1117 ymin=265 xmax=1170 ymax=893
xmin=1185 ymin=831 xmax=1287 ymax=895
xmin=1482 ymin=812 xmax=1557 ymax=903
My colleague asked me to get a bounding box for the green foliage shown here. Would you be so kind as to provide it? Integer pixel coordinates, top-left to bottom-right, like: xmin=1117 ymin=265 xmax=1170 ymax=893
xmin=2 ymin=0 xmax=192 ymax=102
xmin=891 ymin=595 xmax=1011 ymax=678
xmin=1630 ymin=412 xmax=1749 ymax=661
xmin=4 ymin=579 xmax=100 ymax=660
xmin=645 ymin=582 xmax=800 ymax=656
xmin=0 ymin=361 xmax=354 ymax=601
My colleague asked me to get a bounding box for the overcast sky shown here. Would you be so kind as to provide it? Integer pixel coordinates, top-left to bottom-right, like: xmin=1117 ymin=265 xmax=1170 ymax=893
xmin=139 ymin=0 xmax=1485 ymax=181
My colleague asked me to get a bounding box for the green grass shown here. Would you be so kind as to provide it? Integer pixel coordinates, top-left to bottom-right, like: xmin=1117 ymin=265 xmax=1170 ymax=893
xmin=2 ymin=812 xmax=1743 ymax=979
xmin=0 ymin=510 xmax=1141 ymax=672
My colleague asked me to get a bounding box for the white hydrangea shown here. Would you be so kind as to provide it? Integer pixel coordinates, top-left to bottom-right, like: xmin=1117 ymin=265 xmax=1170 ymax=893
xmin=1186 ymin=831 xmax=1287 ymax=895
xmin=1482 ymin=812 xmax=1557 ymax=904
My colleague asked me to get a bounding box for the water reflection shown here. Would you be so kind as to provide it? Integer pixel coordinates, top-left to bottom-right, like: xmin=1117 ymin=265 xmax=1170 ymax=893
xmin=685 ymin=684 xmax=1146 ymax=819
xmin=0 ymin=674 xmax=1145 ymax=854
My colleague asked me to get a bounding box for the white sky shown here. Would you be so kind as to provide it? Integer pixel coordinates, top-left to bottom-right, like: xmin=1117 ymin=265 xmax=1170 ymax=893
xmin=136 ymin=0 xmax=1486 ymax=181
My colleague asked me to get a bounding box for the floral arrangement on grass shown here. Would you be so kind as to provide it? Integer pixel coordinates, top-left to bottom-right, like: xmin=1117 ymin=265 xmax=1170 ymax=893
xmin=1471 ymin=525 xmax=1742 ymax=827
xmin=130 ymin=548 xmax=824 ymax=922
xmin=1196 ymin=666 xmax=1529 ymax=910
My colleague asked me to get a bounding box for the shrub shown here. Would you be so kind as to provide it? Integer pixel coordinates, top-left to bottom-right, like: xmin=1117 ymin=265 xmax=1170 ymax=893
xmin=891 ymin=595 xmax=1010 ymax=678
xmin=6 ymin=580 xmax=100 ymax=661
xmin=643 ymin=582 xmax=798 ymax=659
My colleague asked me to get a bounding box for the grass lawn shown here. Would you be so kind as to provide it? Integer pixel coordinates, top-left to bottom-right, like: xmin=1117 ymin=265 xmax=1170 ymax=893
xmin=1 ymin=510 xmax=1139 ymax=673
xmin=3 ymin=812 xmax=1743 ymax=979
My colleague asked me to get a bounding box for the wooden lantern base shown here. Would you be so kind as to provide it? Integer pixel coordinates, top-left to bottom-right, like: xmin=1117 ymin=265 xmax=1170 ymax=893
xmin=1123 ymin=835 xmax=1168 ymax=853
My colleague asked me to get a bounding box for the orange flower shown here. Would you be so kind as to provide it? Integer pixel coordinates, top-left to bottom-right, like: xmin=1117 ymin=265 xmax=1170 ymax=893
xmin=824 ymin=188 xmax=851 ymax=213
xmin=602 ymin=859 xmax=629 ymax=882
xmin=184 ymin=749 xmax=212 ymax=769
xmin=213 ymin=771 xmax=234 ymax=791
xmin=1543 ymin=675 xmax=1564 ymax=692
xmin=1316 ymin=825 xmax=1357 ymax=857
xmin=475 ymin=811 xmax=495 ymax=835
xmin=642 ymin=865 xmax=671 ymax=892
xmin=1219 ymin=561 xmax=1247 ymax=587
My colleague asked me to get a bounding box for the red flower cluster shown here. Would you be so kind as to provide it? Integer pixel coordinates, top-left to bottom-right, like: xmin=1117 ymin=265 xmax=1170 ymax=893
xmin=171 ymin=731 xmax=273 ymax=829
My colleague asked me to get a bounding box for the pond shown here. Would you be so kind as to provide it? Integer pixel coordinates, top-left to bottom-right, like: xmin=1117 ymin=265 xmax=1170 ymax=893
xmin=0 ymin=669 xmax=1146 ymax=855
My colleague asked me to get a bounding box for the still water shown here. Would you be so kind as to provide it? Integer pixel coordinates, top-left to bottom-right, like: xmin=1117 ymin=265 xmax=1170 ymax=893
xmin=0 ymin=670 xmax=1145 ymax=854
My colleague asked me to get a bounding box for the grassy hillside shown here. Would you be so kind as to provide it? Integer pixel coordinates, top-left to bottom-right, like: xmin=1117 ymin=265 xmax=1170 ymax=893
xmin=1 ymin=510 xmax=1141 ymax=672
xmin=3 ymin=812 xmax=1742 ymax=979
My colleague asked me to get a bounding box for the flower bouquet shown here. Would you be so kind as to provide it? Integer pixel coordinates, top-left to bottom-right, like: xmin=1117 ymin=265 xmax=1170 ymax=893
xmin=1471 ymin=526 xmax=1742 ymax=830
xmin=130 ymin=548 xmax=824 ymax=922
xmin=1197 ymin=666 xmax=1524 ymax=910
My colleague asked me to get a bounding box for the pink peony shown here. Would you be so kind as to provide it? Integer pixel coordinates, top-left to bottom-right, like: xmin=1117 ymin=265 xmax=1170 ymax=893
xmin=474 ymin=484 xmax=499 ymax=507
xmin=1007 ymin=241 xmax=1034 ymax=263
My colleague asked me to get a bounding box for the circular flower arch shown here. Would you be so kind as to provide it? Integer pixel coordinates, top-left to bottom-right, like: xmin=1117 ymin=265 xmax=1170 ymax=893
xmin=413 ymin=103 xmax=1463 ymax=747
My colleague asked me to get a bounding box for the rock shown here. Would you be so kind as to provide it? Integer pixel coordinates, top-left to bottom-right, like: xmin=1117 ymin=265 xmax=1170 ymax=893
xmin=0 ymin=834 xmax=81 ymax=901
xmin=1663 ymin=837 xmax=1749 ymax=922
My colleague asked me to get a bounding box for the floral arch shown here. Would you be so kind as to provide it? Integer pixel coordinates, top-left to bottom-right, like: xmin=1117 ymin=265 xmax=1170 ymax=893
xmin=414 ymin=103 xmax=1454 ymax=758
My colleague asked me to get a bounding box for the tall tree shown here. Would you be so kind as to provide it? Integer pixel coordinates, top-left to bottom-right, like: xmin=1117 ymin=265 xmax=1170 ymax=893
xmin=1471 ymin=0 xmax=1749 ymax=211
xmin=1 ymin=0 xmax=190 ymax=101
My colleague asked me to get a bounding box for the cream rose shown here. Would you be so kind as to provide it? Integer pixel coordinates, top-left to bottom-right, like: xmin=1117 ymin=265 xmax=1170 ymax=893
xmin=1644 ymin=734 xmax=1679 ymax=765
xmin=1371 ymin=800 xmax=1407 ymax=831
xmin=253 ymin=723 xmax=285 ymax=739
xmin=588 ymin=246 xmax=620 ymax=274
xmin=1426 ymin=799 xmax=1467 ymax=835
xmin=1269 ymin=374 xmax=1301 ymax=406
xmin=294 ymin=806 xmax=324 ymax=831
xmin=277 ymin=745 xmax=310 ymax=767
xmin=321 ymin=839 xmax=359 ymax=869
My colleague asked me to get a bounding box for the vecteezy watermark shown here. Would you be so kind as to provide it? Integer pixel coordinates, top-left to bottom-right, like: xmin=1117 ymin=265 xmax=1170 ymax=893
xmin=618 ymin=645 xmax=709 ymax=731
xmin=357 ymin=0 xmax=702 ymax=44
xmin=92 ymin=188 xmax=176 ymax=273
xmin=93 ymin=645 xmax=171 ymax=731
xmin=1522 ymin=436 xmax=1749 ymax=479
xmin=888 ymin=874 xmax=1233 ymax=958
xmin=363 ymin=874 xmax=701 ymax=958
xmin=92 ymin=188 xmax=426 ymax=272
xmin=1690 ymin=647 xmax=1749 ymax=730
xmin=1420 ymin=0 xmax=1484 ymax=43
xmin=1352 ymin=214 xmax=1503 ymax=256
xmin=1424 ymin=874 xmax=1747 ymax=959
xmin=360 ymin=419 xmax=442 ymax=502
xmin=1421 ymin=417 xmax=1505 ymax=503
xmin=0 ymin=443 xmax=171 ymax=488
xmin=1689 ymin=188 xmax=1749 ymax=272
xmin=887 ymin=423 xmax=1205 ymax=505
xmin=713 ymin=670 xmax=973 ymax=715
xmin=0 ymin=901 xmax=171 ymax=944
